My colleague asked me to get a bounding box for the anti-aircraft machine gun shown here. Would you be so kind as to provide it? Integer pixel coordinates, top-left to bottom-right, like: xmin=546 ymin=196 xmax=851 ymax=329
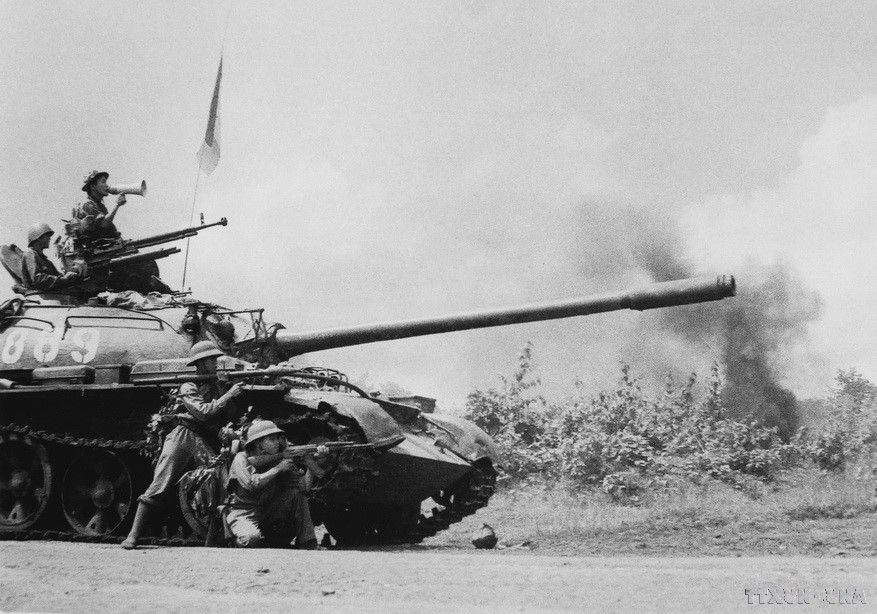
xmin=0 ymin=210 xmax=736 ymax=545
xmin=61 ymin=217 xmax=228 ymax=273
xmin=57 ymin=218 xmax=229 ymax=295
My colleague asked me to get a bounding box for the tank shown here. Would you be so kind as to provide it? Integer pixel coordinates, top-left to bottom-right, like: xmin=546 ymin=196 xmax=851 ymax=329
xmin=0 ymin=222 xmax=736 ymax=544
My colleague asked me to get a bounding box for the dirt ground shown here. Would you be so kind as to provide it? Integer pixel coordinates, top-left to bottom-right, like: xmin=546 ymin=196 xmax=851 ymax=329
xmin=1 ymin=541 xmax=875 ymax=613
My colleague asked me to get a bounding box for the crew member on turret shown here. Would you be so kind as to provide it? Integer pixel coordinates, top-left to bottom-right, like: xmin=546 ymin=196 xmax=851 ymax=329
xmin=68 ymin=169 xmax=171 ymax=294
xmin=70 ymin=170 xmax=126 ymax=245
xmin=21 ymin=223 xmax=83 ymax=292
xmin=122 ymin=341 xmax=244 ymax=550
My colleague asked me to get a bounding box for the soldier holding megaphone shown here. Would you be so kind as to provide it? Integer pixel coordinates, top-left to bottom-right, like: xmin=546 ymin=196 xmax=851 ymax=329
xmin=65 ymin=170 xmax=167 ymax=294
xmin=71 ymin=170 xmax=147 ymax=246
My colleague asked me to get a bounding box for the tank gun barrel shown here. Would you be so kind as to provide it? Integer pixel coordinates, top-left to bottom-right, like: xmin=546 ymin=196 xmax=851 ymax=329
xmin=274 ymin=275 xmax=736 ymax=357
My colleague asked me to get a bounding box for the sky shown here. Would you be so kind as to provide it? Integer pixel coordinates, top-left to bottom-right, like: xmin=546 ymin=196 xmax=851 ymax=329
xmin=2 ymin=1 xmax=876 ymax=408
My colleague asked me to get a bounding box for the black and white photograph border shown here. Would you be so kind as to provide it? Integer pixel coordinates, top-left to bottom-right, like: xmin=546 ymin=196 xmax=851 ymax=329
xmin=1 ymin=1 xmax=876 ymax=612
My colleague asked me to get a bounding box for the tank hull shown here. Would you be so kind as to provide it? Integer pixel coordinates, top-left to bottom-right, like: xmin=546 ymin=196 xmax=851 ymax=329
xmin=0 ymin=274 xmax=734 ymax=543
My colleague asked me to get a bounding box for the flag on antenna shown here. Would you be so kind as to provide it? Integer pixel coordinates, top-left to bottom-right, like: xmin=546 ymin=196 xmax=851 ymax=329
xmin=197 ymin=57 xmax=223 ymax=175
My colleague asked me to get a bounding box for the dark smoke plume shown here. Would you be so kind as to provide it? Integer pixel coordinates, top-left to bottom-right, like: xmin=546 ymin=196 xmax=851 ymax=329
xmin=714 ymin=266 xmax=822 ymax=439
xmin=602 ymin=206 xmax=823 ymax=440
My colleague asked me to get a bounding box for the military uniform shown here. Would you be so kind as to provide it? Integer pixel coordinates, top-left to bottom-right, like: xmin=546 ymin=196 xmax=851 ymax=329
xmin=139 ymin=382 xmax=236 ymax=505
xmin=21 ymin=248 xmax=78 ymax=291
xmin=122 ymin=341 xmax=240 ymax=550
xmin=225 ymin=452 xmax=317 ymax=548
xmin=70 ymin=195 xmax=121 ymax=245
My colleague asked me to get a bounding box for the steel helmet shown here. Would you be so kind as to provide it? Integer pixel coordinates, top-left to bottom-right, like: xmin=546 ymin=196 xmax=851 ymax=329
xmin=244 ymin=420 xmax=286 ymax=450
xmin=186 ymin=340 xmax=225 ymax=365
xmin=27 ymin=222 xmax=54 ymax=246
xmin=81 ymin=170 xmax=109 ymax=192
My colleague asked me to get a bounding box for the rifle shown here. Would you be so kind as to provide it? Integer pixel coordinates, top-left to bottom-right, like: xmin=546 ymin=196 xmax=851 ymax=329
xmin=132 ymin=366 xmax=368 ymax=396
xmin=246 ymin=438 xmax=402 ymax=473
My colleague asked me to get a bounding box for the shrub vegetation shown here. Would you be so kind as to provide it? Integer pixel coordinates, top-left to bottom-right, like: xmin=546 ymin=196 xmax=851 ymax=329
xmin=463 ymin=344 xmax=877 ymax=503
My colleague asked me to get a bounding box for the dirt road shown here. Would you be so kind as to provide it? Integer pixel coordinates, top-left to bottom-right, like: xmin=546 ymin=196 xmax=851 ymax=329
xmin=1 ymin=542 xmax=875 ymax=613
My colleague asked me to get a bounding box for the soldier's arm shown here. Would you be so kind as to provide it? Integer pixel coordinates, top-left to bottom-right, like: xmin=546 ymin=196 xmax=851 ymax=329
xmin=22 ymin=251 xmax=77 ymax=291
xmin=102 ymin=195 xmax=126 ymax=228
xmin=230 ymin=452 xmax=294 ymax=492
xmin=246 ymin=452 xmax=285 ymax=471
xmin=178 ymin=382 xmax=243 ymax=422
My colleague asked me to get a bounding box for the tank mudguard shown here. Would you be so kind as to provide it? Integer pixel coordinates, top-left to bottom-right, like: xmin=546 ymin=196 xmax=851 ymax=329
xmin=283 ymin=389 xmax=403 ymax=442
xmin=423 ymin=413 xmax=500 ymax=464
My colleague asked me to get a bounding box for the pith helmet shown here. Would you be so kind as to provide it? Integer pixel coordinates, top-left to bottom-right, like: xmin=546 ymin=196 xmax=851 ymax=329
xmin=81 ymin=170 xmax=109 ymax=192
xmin=244 ymin=420 xmax=286 ymax=450
xmin=186 ymin=340 xmax=225 ymax=365
xmin=27 ymin=222 xmax=54 ymax=246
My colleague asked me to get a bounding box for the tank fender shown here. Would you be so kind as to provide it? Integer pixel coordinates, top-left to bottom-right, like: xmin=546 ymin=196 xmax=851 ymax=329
xmin=424 ymin=413 xmax=500 ymax=464
xmin=284 ymin=389 xmax=403 ymax=443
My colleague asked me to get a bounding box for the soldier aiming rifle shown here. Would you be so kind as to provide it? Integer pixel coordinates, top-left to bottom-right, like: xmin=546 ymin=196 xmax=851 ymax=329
xmin=225 ymin=419 xmax=330 ymax=549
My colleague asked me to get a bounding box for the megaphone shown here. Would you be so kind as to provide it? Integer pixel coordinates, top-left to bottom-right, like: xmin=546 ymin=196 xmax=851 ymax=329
xmin=108 ymin=180 xmax=147 ymax=197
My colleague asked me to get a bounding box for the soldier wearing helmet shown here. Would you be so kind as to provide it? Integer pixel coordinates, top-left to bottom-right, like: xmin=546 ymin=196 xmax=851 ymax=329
xmin=70 ymin=170 xmax=126 ymax=245
xmin=122 ymin=341 xmax=244 ymax=550
xmin=225 ymin=420 xmax=328 ymax=549
xmin=20 ymin=223 xmax=83 ymax=292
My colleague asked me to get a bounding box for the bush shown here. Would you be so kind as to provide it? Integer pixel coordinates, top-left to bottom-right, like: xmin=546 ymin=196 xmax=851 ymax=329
xmin=801 ymin=369 xmax=877 ymax=471
xmin=463 ymin=346 xmax=795 ymax=490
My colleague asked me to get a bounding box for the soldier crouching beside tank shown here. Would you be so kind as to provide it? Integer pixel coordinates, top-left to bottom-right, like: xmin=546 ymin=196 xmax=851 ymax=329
xmin=122 ymin=341 xmax=243 ymax=550
xmin=225 ymin=420 xmax=328 ymax=549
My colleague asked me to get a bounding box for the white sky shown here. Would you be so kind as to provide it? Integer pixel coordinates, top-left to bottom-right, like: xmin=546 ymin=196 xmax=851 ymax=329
xmin=2 ymin=1 xmax=876 ymax=406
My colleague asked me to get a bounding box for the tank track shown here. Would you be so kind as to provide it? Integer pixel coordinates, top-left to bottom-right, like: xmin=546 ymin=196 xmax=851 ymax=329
xmin=1 ymin=423 xmax=498 ymax=547
xmin=0 ymin=424 xmax=204 ymax=546
xmin=2 ymin=422 xmax=148 ymax=453
xmin=406 ymin=462 xmax=497 ymax=543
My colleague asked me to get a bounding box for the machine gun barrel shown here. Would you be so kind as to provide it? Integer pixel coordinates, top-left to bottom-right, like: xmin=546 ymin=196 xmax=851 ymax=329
xmin=273 ymin=275 xmax=736 ymax=357
xmin=90 ymin=247 xmax=181 ymax=270
xmin=125 ymin=217 xmax=228 ymax=251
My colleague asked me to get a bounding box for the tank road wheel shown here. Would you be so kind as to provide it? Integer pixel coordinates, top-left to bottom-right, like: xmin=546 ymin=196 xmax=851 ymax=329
xmin=0 ymin=433 xmax=54 ymax=531
xmin=61 ymin=450 xmax=135 ymax=536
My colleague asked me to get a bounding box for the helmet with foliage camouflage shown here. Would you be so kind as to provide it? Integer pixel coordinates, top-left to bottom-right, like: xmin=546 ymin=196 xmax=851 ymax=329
xmin=81 ymin=170 xmax=109 ymax=192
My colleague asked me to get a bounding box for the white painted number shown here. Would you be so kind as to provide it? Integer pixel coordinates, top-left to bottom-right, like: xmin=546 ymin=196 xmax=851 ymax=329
xmin=1 ymin=329 xmax=26 ymax=364
xmin=70 ymin=328 xmax=100 ymax=364
xmin=33 ymin=329 xmax=61 ymax=363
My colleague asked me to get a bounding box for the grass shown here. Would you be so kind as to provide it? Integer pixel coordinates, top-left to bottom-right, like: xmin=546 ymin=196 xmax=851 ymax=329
xmin=425 ymin=465 xmax=877 ymax=556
